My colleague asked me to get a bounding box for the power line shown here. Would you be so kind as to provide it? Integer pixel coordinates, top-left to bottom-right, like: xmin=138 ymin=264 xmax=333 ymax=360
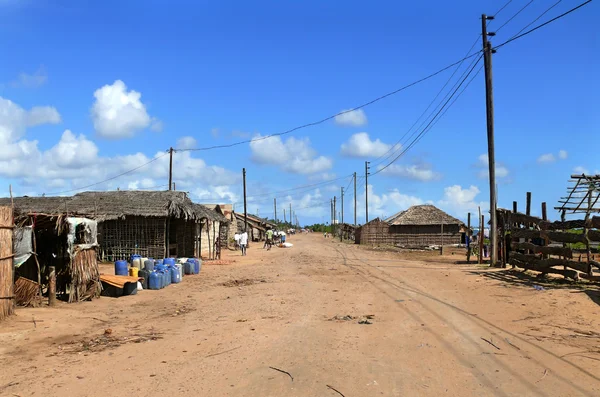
xmin=494 ymin=0 xmax=535 ymax=33
xmin=44 ymin=152 xmax=169 ymax=195
xmin=494 ymin=0 xmax=592 ymax=50
xmin=372 ymin=35 xmax=482 ymax=167
xmin=492 ymin=0 xmax=515 ymax=17
xmin=373 ymin=55 xmax=484 ymax=176
xmin=176 ymin=52 xmax=482 ymax=153
xmin=509 ymin=0 xmax=563 ymax=38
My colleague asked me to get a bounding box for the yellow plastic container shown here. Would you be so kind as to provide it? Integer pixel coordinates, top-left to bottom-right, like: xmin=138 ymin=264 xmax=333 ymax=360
xmin=129 ymin=267 xmax=139 ymax=278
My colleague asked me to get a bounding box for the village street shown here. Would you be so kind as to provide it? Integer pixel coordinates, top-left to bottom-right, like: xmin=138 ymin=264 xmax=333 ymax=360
xmin=2 ymin=234 xmax=600 ymax=397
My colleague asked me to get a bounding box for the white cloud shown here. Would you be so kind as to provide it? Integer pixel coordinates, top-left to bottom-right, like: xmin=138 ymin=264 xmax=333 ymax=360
xmin=176 ymin=136 xmax=197 ymax=150
xmin=574 ymin=166 xmax=600 ymax=175
xmin=537 ymin=150 xmax=568 ymax=164
xmin=0 ymin=97 xmax=61 ymax=143
xmin=437 ymin=185 xmax=488 ymax=216
xmin=91 ymin=80 xmax=158 ymax=139
xmin=334 ymin=109 xmax=367 ymax=127
xmin=250 ymin=135 xmax=332 ymax=174
xmin=46 ymin=130 xmax=98 ymax=169
xmin=363 ymin=185 xmax=426 ymax=220
xmin=27 ymin=106 xmax=61 ymax=126
xmin=150 ymin=118 xmax=164 ymax=132
xmin=476 ymin=154 xmax=509 ymax=179
xmin=340 ymin=132 xmax=395 ymax=158
xmin=537 ymin=153 xmax=556 ymax=164
xmin=11 ymin=66 xmax=47 ymax=88
xmin=377 ymin=163 xmax=441 ymax=182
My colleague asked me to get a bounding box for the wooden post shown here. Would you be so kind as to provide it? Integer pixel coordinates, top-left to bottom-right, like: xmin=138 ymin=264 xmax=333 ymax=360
xmin=511 ymin=201 xmax=517 ymax=268
xmin=586 ymin=188 xmax=593 ymax=276
xmin=526 ymin=192 xmax=532 ymax=256
xmin=513 ymin=201 xmax=517 ymax=214
xmin=541 ymin=202 xmax=547 ymax=221
xmin=0 ymin=206 xmax=15 ymax=320
xmin=541 ymin=202 xmax=549 ymax=260
xmin=561 ymin=210 xmax=567 ymax=279
xmin=48 ymin=266 xmax=56 ymax=307
xmin=440 ymin=219 xmax=444 ymax=255
xmin=466 ymin=212 xmax=471 ymax=263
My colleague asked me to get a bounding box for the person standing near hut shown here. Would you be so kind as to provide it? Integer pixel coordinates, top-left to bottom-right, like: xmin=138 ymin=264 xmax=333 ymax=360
xmin=240 ymin=230 xmax=248 ymax=256
xmin=234 ymin=232 xmax=240 ymax=250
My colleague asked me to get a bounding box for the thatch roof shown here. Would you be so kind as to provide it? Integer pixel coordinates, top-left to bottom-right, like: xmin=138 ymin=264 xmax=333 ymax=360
xmin=0 ymin=191 xmax=225 ymax=222
xmin=385 ymin=205 xmax=463 ymax=226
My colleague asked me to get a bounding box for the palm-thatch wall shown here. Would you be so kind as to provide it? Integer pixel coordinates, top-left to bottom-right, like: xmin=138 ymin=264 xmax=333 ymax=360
xmin=356 ymin=205 xmax=464 ymax=247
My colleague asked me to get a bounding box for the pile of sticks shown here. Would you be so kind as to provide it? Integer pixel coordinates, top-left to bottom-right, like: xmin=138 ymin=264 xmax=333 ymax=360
xmin=14 ymin=277 xmax=40 ymax=307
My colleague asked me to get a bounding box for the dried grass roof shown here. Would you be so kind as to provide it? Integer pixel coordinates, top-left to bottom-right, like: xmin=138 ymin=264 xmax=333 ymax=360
xmin=385 ymin=204 xmax=463 ymax=226
xmin=0 ymin=191 xmax=226 ymax=222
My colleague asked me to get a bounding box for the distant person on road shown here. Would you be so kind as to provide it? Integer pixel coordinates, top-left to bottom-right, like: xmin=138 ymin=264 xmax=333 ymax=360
xmin=234 ymin=233 xmax=240 ymax=250
xmin=240 ymin=231 xmax=248 ymax=256
xmin=265 ymin=228 xmax=274 ymax=250
xmin=281 ymin=233 xmax=286 ymax=244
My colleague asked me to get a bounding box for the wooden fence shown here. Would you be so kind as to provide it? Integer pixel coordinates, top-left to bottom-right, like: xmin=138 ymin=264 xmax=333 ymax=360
xmin=499 ymin=191 xmax=600 ymax=280
xmin=0 ymin=206 xmax=15 ymax=321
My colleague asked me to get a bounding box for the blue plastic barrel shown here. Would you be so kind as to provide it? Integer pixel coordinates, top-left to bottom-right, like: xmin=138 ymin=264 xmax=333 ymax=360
xmin=164 ymin=257 xmax=176 ymax=266
xmin=196 ymin=258 xmax=202 ymax=274
xmin=171 ymin=267 xmax=181 ymax=283
xmin=115 ymin=260 xmax=128 ymax=276
xmin=149 ymin=272 xmax=161 ymax=290
xmin=144 ymin=259 xmax=155 ymax=272
xmin=156 ymin=259 xmax=164 ymax=265
xmin=164 ymin=269 xmax=171 ymax=287
xmin=184 ymin=262 xmax=193 ymax=275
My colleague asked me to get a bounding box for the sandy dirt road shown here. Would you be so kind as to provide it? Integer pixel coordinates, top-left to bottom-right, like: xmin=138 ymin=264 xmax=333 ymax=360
xmin=2 ymin=234 xmax=600 ymax=396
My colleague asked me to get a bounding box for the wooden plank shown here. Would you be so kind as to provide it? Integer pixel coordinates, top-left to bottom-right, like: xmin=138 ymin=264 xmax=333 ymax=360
xmin=510 ymin=229 xmax=587 ymax=244
xmin=589 ymin=230 xmax=600 ymax=242
xmin=509 ymin=252 xmax=589 ymax=273
xmin=510 ymin=242 xmax=573 ymax=258
xmin=509 ymin=212 xmax=542 ymax=226
xmin=539 ymin=219 xmax=587 ymax=230
xmin=526 ymin=192 xmax=532 ymax=216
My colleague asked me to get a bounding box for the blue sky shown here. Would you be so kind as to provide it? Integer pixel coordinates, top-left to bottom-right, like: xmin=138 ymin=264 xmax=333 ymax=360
xmin=0 ymin=0 xmax=598 ymax=225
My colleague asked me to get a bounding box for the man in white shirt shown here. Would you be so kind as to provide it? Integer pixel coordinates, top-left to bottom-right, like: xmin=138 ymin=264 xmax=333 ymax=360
xmin=240 ymin=231 xmax=248 ymax=256
xmin=234 ymin=233 xmax=240 ymax=250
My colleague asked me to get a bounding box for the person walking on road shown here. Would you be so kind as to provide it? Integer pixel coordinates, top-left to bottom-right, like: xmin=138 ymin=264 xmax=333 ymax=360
xmin=265 ymin=228 xmax=274 ymax=251
xmin=240 ymin=230 xmax=248 ymax=256
xmin=234 ymin=232 xmax=240 ymax=250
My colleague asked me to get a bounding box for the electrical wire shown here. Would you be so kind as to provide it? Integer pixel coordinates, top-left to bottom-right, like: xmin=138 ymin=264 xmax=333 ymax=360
xmin=493 ymin=0 xmax=592 ymax=50
xmin=508 ymin=0 xmax=564 ymax=39
xmin=494 ymin=0 xmax=535 ymax=33
xmin=492 ymin=0 xmax=515 ymax=17
xmin=373 ymin=55 xmax=484 ymax=176
xmin=176 ymin=52 xmax=482 ymax=153
xmin=372 ymin=39 xmax=482 ymax=167
xmin=44 ymin=152 xmax=170 ymax=195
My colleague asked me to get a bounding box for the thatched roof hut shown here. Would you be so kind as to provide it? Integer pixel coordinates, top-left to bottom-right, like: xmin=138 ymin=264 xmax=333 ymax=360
xmin=0 ymin=191 xmax=225 ymax=223
xmin=356 ymin=205 xmax=465 ymax=247
xmin=385 ymin=204 xmax=463 ymax=226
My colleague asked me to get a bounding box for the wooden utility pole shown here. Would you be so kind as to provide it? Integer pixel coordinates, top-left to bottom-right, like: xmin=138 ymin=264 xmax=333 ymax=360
xmin=284 ymin=208 xmax=286 ymax=223
xmin=467 ymin=212 xmax=471 ymax=263
xmin=243 ymin=168 xmax=248 ymax=232
xmin=274 ymin=198 xmax=277 ymax=223
xmin=341 ymin=187 xmax=344 ymax=242
xmin=440 ymin=218 xmax=444 ymax=255
xmin=353 ymin=172 xmax=357 ymax=226
xmin=168 ymin=147 xmax=174 ymax=190
xmin=289 ymin=203 xmax=292 ymax=226
xmin=480 ymin=214 xmax=485 ymax=264
xmin=482 ymin=14 xmax=497 ymax=267
xmin=333 ymin=196 xmax=337 ymax=237
xmin=365 ymin=161 xmax=370 ymax=223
